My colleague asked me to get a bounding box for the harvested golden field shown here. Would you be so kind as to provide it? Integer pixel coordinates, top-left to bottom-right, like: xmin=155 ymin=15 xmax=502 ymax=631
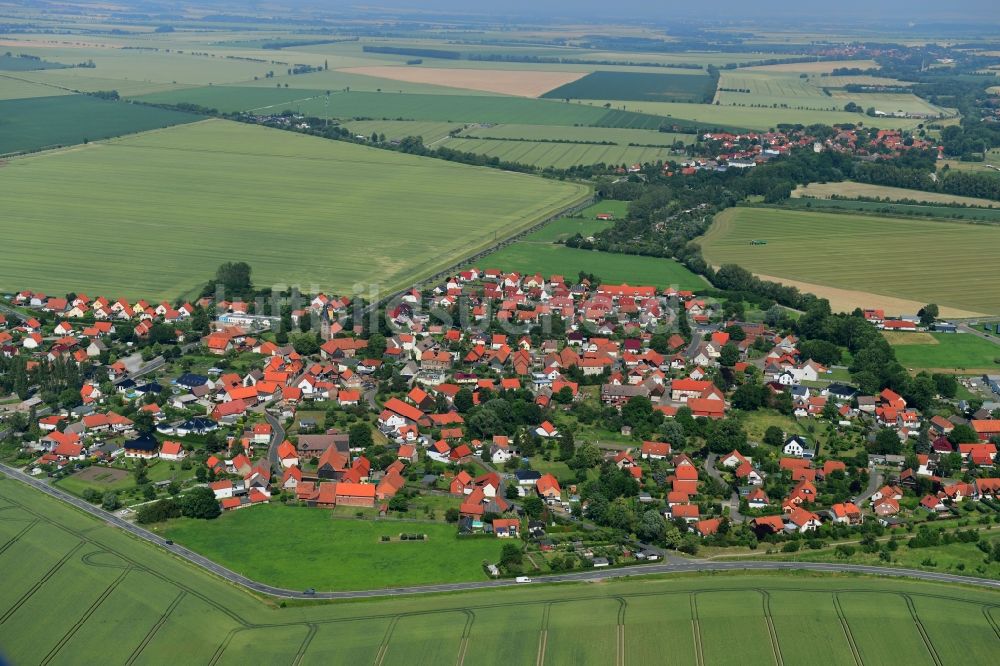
xmin=792 ymin=181 xmax=999 ymax=207
xmin=337 ymin=66 xmax=587 ymax=97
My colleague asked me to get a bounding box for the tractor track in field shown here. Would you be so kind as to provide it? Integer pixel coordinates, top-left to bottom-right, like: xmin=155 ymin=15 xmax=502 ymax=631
xmin=455 ymin=609 xmax=475 ymax=666
xmin=832 ymin=593 xmax=863 ymax=666
xmin=0 ymin=518 xmax=36 ymax=555
xmin=125 ymin=590 xmax=186 ymax=666
xmin=291 ymin=623 xmax=318 ymax=666
xmin=759 ymin=590 xmax=784 ymax=666
xmin=903 ymin=593 xmax=943 ymax=666
xmin=690 ymin=593 xmax=705 ymax=666
xmin=536 ymin=603 xmax=551 ymax=666
xmin=40 ymin=566 xmax=131 ymax=665
xmin=0 ymin=540 xmax=84 ymax=624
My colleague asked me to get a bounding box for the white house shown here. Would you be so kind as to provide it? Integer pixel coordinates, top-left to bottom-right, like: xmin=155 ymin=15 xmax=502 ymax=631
xmin=782 ymin=436 xmax=808 ymax=457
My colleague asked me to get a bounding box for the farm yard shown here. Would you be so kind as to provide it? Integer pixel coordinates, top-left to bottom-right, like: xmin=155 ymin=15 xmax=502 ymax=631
xmin=0 ymin=478 xmax=998 ymax=665
xmin=700 ymin=207 xmax=1000 ymax=315
xmin=0 ymin=94 xmax=202 ymax=155
xmin=0 ymin=119 xmax=589 ymax=299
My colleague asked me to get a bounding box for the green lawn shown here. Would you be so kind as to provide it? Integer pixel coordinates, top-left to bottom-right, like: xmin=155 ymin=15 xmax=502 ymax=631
xmin=0 ymin=94 xmax=201 ymax=154
xmin=2 ymin=465 xmax=1000 ymax=663
xmin=486 ymin=243 xmax=706 ymax=289
xmin=701 ymin=207 xmax=1000 ymax=314
xmin=522 ymin=200 xmax=628 ymax=243
xmin=161 ymin=503 xmax=502 ymax=590
xmin=889 ymin=332 xmax=1000 ymax=371
xmin=0 ymin=118 xmax=588 ymax=299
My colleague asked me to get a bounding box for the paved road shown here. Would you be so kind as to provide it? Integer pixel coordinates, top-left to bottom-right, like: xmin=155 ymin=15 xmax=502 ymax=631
xmin=855 ymin=467 xmax=884 ymax=506
xmin=704 ymin=453 xmax=744 ymax=524
xmin=263 ymin=410 xmax=286 ymax=477
xmin=957 ymin=323 xmax=1000 ymax=348
xmin=3 ymin=462 xmax=998 ymax=598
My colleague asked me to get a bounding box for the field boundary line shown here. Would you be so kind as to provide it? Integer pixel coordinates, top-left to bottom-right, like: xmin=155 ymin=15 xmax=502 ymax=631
xmin=292 ymin=623 xmax=318 ymax=666
xmin=0 ymin=518 xmax=36 ymax=555
xmin=0 ymin=540 xmax=83 ymax=623
xmin=832 ymin=593 xmax=863 ymax=666
xmin=40 ymin=566 xmax=131 ymax=665
xmin=758 ymin=589 xmax=783 ymax=666
xmin=373 ymin=615 xmax=399 ymax=666
xmin=902 ymin=593 xmax=942 ymax=666
xmin=690 ymin=593 xmax=705 ymax=666
xmin=125 ymin=590 xmax=186 ymax=666
xmin=209 ymin=627 xmax=239 ymax=666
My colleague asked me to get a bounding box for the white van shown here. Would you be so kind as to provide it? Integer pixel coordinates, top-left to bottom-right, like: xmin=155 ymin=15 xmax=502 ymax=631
xmin=515 ymin=576 xmax=532 ymax=583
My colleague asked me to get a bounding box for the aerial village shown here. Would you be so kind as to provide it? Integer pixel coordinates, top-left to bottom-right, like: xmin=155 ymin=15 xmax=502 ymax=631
xmin=1 ymin=266 xmax=998 ymax=574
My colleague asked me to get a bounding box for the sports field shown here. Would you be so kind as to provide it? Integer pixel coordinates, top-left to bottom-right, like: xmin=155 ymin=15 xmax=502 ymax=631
xmin=1 ymin=476 xmax=998 ymax=665
xmin=161 ymin=504 xmax=502 ymax=591
xmin=700 ymin=208 xmax=1000 ymax=315
xmin=0 ymin=119 xmax=589 ymax=299
xmin=886 ymin=332 xmax=1000 ymax=372
xmin=0 ymin=94 xmax=202 ymax=154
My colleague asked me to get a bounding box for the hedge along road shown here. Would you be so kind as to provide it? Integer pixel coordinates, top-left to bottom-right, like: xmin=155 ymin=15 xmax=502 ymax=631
xmin=2 ymin=462 xmax=999 ymax=599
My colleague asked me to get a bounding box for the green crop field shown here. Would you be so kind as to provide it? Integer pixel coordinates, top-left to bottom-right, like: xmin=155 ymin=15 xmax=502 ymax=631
xmin=524 ymin=200 xmax=629 ymax=242
xmin=1 ymin=476 xmax=998 ymax=665
xmin=888 ymin=332 xmax=1000 ymax=371
xmin=701 ymin=207 xmax=1000 ymax=314
xmin=0 ymin=54 xmax=70 ymax=71
xmin=0 ymin=94 xmax=202 ymax=155
xmin=782 ymin=197 xmax=1000 ymax=223
xmin=0 ymin=74 xmax=72 ymax=99
xmin=486 ymin=242 xmax=707 ymax=289
xmin=578 ymin=99 xmax=927 ymax=130
xmin=458 ymin=122 xmax=691 ymax=146
xmin=161 ymin=503 xmax=502 ymax=590
xmin=341 ymin=120 xmax=462 ymax=144
xmin=0 ymin=119 xmax=589 ymax=299
xmin=542 ymin=70 xmax=716 ymax=103
xmin=134 ymin=86 xmax=693 ymax=129
xmin=439 ymin=136 xmax=673 ymax=168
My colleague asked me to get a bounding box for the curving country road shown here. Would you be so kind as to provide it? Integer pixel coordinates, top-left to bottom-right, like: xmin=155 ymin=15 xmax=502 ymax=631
xmin=2 ymin=462 xmax=998 ymax=600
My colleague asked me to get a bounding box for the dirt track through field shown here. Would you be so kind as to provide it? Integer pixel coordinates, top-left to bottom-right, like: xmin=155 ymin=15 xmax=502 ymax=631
xmin=338 ymin=66 xmax=587 ymax=97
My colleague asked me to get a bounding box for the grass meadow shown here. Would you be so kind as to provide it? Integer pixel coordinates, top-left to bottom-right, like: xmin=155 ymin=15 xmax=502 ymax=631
xmin=0 ymin=94 xmax=201 ymax=154
xmin=0 ymin=476 xmax=998 ymax=664
xmin=887 ymin=332 xmax=1000 ymax=371
xmin=487 ymin=242 xmax=707 ymax=289
xmin=700 ymin=207 xmax=1000 ymax=314
xmin=161 ymin=503 xmax=502 ymax=590
xmin=0 ymin=119 xmax=588 ymax=299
